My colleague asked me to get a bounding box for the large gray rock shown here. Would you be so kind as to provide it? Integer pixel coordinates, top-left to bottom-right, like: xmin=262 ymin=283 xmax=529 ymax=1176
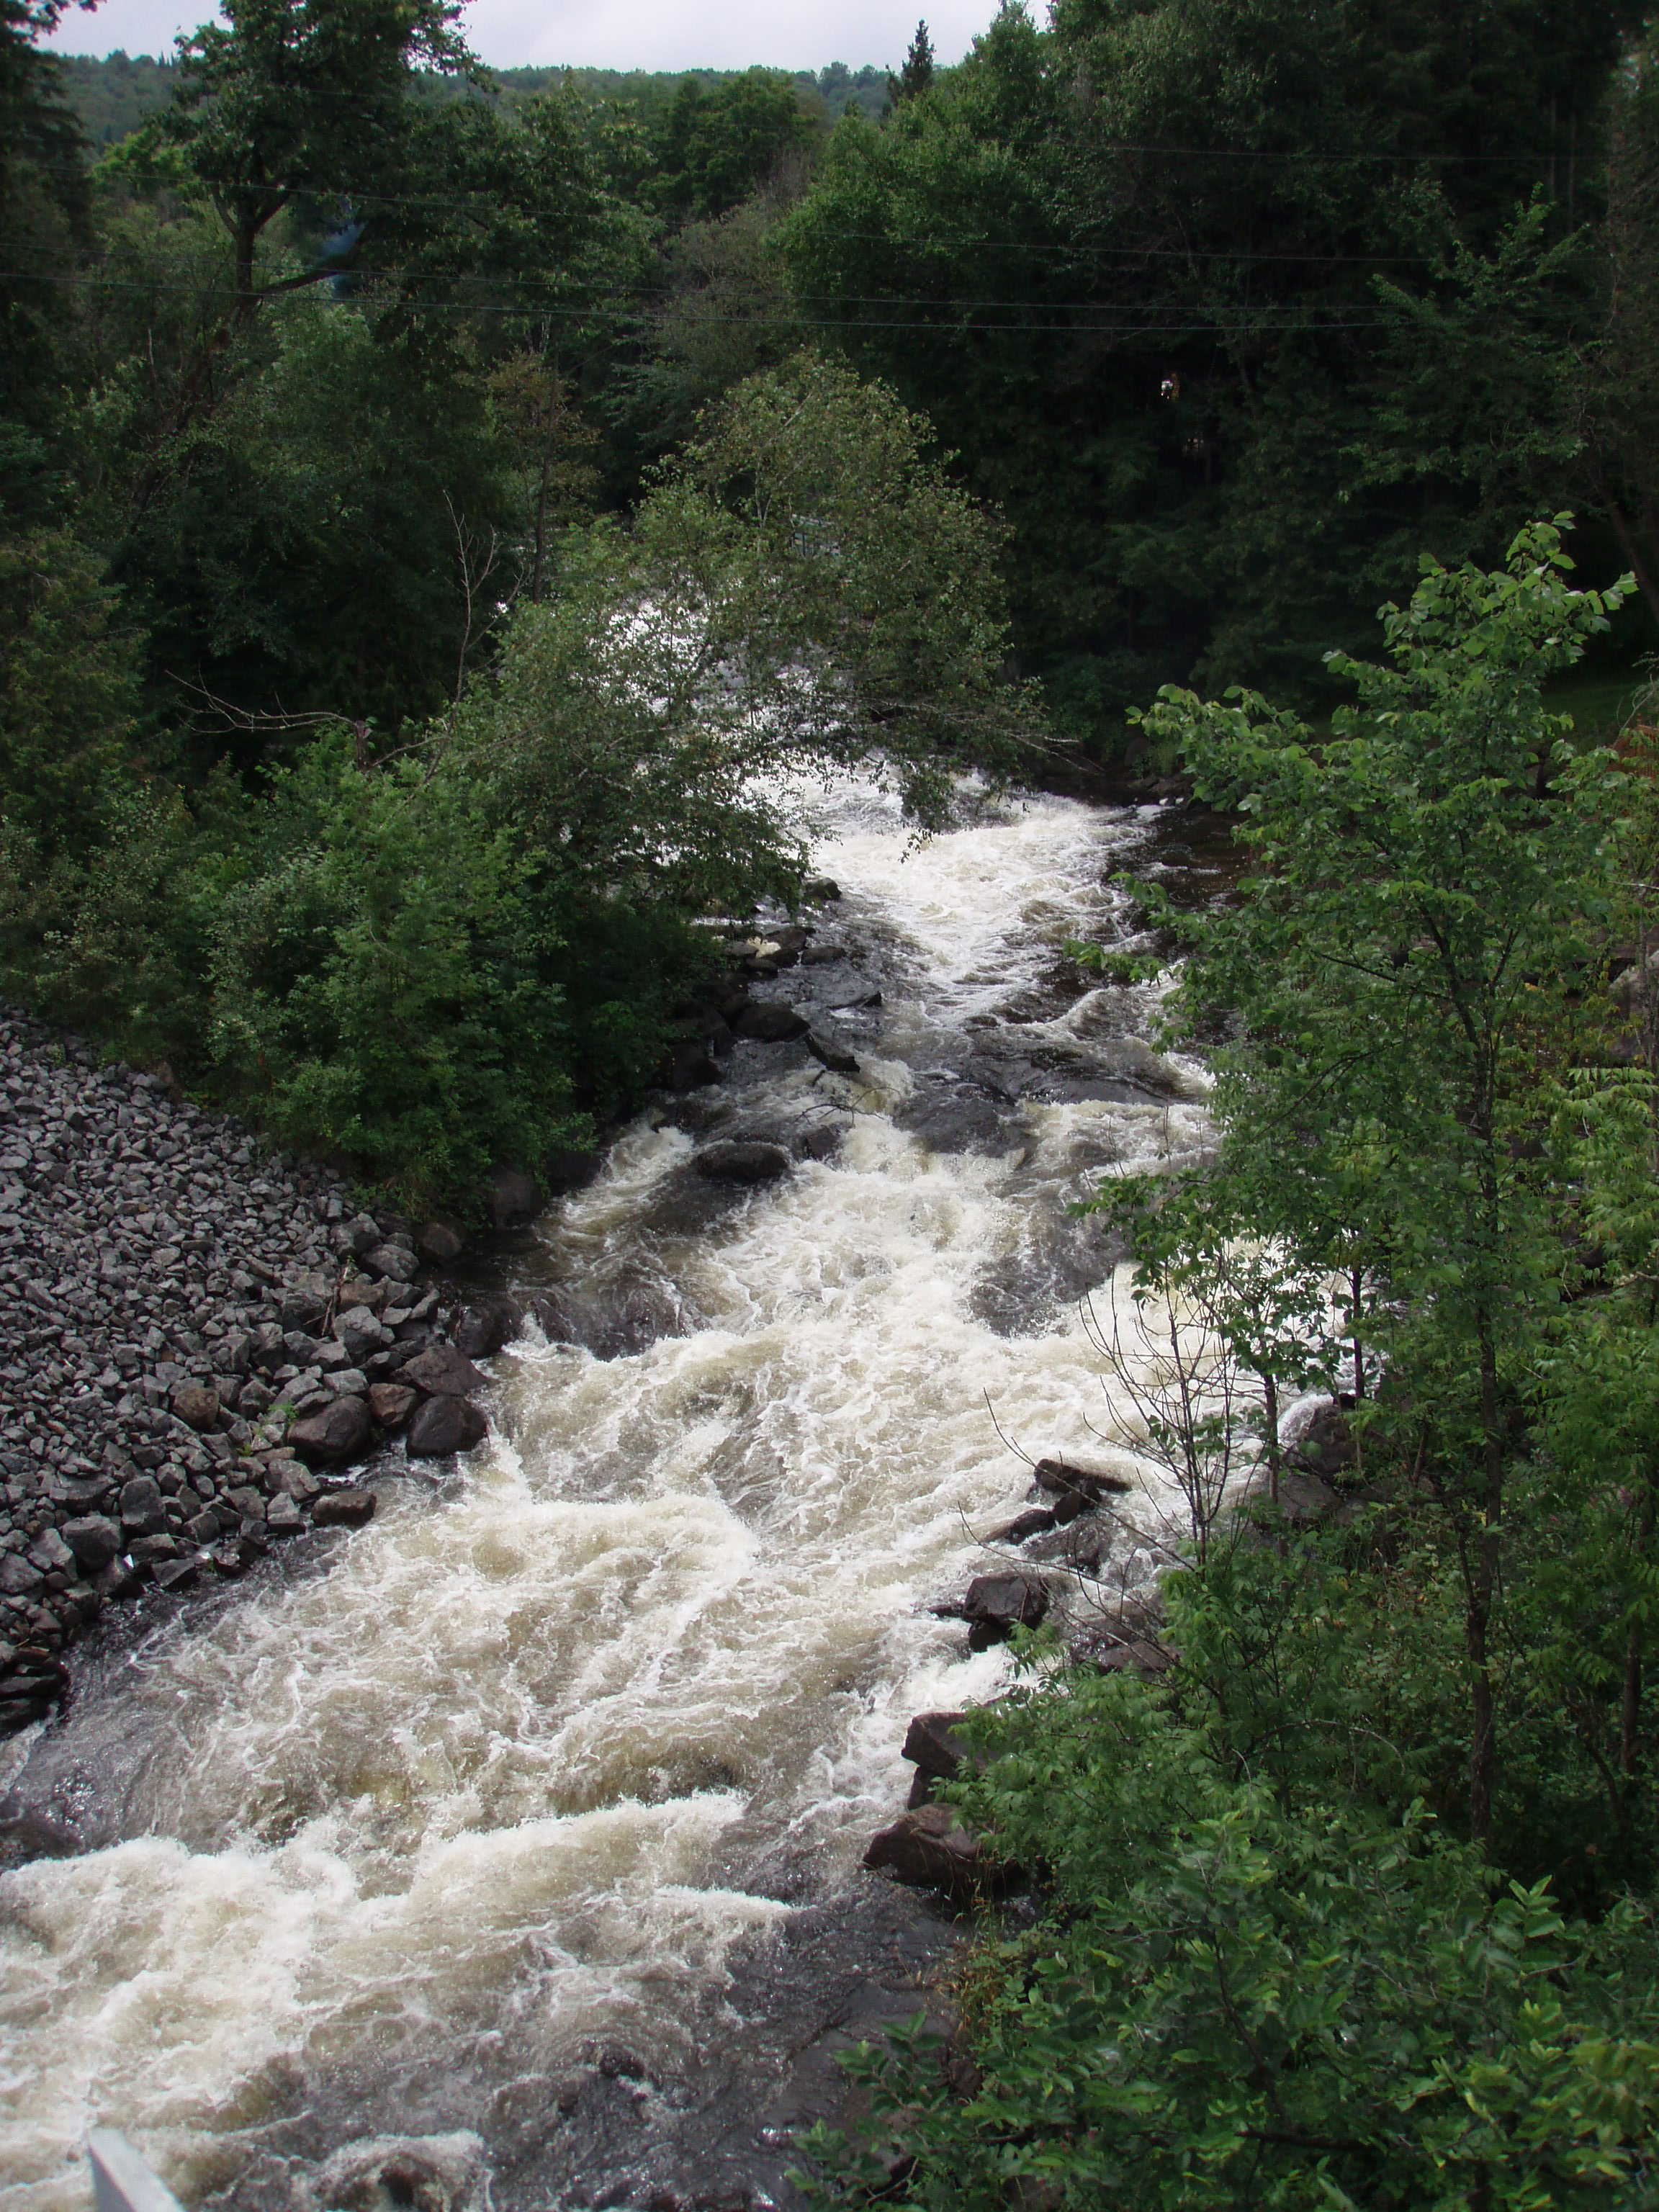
xmin=288 ymin=1394 xmax=372 ymax=1464
xmin=405 ymin=1394 xmax=488 ymax=1457
xmin=694 ymin=1141 xmax=791 ymax=1184
xmin=337 ymin=1305 xmax=392 ymax=1362
xmin=1033 ymin=1457 xmax=1133 ymax=1521
xmin=118 ymin=1475 xmax=166 ymax=1535
xmin=403 ymin=1343 xmax=488 ymax=1398
xmin=1290 ymin=1402 xmax=1357 ymax=1479
xmin=61 ymin=1514 xmax=122 ymax=1572
xmin=171 ymin=1382 xmax=220 ymax=1432
xmin=451 ymin=1299 xmax=521 ymax=1360
xmin=312 ymin=1488 xmax=377 ymax=1529
xmin=0 ymin=1555 xmax=43 ymax=1597
xmin=362 ymin=1242 xmax=417 ymax=1284
xmin=804 ymin=1028 xmax=860 ymax=1075
xmin=731 ymin=1002 xmax=809 ymax=1043
xmin=488 ymin=1166 xmax=543 ymax=1231
xmin=415 ymin=1218 xmax=466 ymax=1264
xmin=368 ymin=1382 xmax=417 ymax=1430
xmin=961 ymin=1573 xmax=1049 ymax=1650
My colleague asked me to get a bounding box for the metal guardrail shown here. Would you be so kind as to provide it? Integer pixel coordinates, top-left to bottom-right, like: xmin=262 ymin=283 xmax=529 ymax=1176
xmin=86 ymin=2131 xmax=185 ymax=2212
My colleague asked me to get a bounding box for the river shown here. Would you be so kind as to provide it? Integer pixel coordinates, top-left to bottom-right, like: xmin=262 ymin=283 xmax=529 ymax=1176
xmin=0 ymin=778 xmax=1223 ymax=2212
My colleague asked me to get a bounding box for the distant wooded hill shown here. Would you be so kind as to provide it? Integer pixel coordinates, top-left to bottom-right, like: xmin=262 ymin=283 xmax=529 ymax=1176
xmin=56 ymin=50 xmax=888 ymax=150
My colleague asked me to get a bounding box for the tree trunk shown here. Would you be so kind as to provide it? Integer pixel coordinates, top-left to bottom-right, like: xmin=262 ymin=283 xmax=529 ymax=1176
xmin=1468 ymin=1327 xmax=1505 ymax=1845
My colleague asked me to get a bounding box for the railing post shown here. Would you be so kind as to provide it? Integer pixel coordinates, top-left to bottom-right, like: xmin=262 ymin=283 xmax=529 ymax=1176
xmin=86 ymin=2131 xmax=185 ymax=2212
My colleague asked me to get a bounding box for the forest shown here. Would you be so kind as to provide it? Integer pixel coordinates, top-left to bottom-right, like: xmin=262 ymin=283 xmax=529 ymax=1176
xmin=3 ymin=0 xmax=1655 ymax=1209
xmin=8 ymin=0 xmax=1659 ymax=2201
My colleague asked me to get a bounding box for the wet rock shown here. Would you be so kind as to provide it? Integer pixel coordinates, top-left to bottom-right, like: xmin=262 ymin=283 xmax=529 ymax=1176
xmin=531 ymin=1277 xmax=683 ymax=1362
xmin=961 ymin=1572 xmax=1049 ymax=1649
xmin=1033 ymin=1457 xmax=1133 ymax=1520
xmin=403 ymin=1343 xmax=489 ymax=1397
xmin=694 ymin=1141 xmax=791 ymax=1184
xmin=312 ymin=1488 xmax=377 ymax=1529
xmin=415 ymin=1219 xmax=466 ymax=1264
xmin=451 ymin=1298 xmax=521 ymax=1359
xmin=1022 ymin=1518 xmax=1114 ymax=1574
xmin=991 ymin=1507 xmax=1058 ymax=1544
xmin=368 ymin=1382 xmax=418 ymax=1429
xmin=264 ymin=1493 xmax=305 ymax=1537
xmin=307 ymin=2130 xmax=492 ymax=2212
xmin=60 ymin=1514 xmax=121 ymax=1573
xmin=801 ymin=876 xmax=841 ymax=902
xmin=731 ymin=1001 xmax=810 ymax=1043
xmin=662 ymin=1038 xmax=724 ymax=1089
xmin=898 ymin=1079 xmax=1009 ymax=1155
xmin=171 ymin=1382 xmax=220 ymax=1431
xmin=153 ymin=1556 xmax=199 ymax=1592
xmin=544 ymin=1146 xmax=603 ymax=1194
xmin=405 ymin=1394 xmax=488 ymax=1457
xmin=487 ymin=1166 xmax=543 ymax=1232
xmin=804 ymin=1028 xmax=860 ymax=1075
xmin=1290 ymin=1401 xmax=1357 ymax=1478
xmin=289 ymin=1394 xmax=373 ymax=1463
xmin=863 ymin=1803 xmax=1013 ymax=1904
xmin=902 ymin=1709 xmax=971 ymax=1780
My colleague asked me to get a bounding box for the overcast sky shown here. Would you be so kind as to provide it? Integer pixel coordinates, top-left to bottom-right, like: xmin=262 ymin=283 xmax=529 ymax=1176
xmin=45 ymin=0 xmax=1002 ymax=72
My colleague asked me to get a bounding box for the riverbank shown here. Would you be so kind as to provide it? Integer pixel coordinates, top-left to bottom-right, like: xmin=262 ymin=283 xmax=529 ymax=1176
xmin=0 ymin=1007 xmax=506 ymax=1738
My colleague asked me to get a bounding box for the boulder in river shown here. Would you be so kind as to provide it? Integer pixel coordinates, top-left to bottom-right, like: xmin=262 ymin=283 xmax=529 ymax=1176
xmin=731 ymin=1002 xmax=809 ymax=1043
xmin=961 ymin=1572 xmax=1049 ymax=1649
xmin=289 ymin=1393 xmax=373 ymax=1464
xmin=694 ymin=1141 xmax=791 ymax=1184
xmin=403 ymin=1344 xmax=489 ymax=1398
xmin=1033 ymin=1457 xmax=1133 ymax=1521
xmin=992 ymin=1507 xmax=1058 ymax=1544
xmin=405 ymin=1394 xmax=488 ymax=1457
xmin=451 ymin=1298 xmax=521 ymax=1359
xmin=804 ymin=1028 xmax=860 ymax=1075
xmin=488 ymin=1166 xmax=544 ymax=1231
xmin=312 ymin=1488 xmax=377 ymax=1529
xmin=863 ymin=1802 xmax=1014 ymax=1904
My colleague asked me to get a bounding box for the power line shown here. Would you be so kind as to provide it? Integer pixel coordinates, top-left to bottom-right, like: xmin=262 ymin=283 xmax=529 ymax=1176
xmin=0 ymin=263 xmax=1567 ymax=336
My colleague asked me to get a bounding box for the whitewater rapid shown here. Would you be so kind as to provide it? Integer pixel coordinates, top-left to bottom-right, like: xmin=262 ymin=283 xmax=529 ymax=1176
xmin=0 ymin=781 xmax=1216 ymax=2211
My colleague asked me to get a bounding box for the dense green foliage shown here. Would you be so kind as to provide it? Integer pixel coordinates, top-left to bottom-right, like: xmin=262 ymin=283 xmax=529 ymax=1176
xmin=799 ymin=531 xmax=1659 ymax=2206
xmin=6 ymin=0 xmax=1659 ymax=1210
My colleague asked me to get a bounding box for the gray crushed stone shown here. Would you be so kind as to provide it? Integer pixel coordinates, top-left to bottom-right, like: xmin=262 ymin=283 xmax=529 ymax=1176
xmin=0 ymin=1008 xmax=487 ymax=1736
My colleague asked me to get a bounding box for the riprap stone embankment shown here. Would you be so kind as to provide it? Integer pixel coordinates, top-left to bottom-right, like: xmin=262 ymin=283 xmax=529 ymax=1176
xmin=0 ymin=1010 xmax=495 ymax=1737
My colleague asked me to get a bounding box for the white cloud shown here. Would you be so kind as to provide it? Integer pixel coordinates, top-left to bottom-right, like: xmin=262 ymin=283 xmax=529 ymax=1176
xmin=45 ymin=0 xmax=1002 ymax=71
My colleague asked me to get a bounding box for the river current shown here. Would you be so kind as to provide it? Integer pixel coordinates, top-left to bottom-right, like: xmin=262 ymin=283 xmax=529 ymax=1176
xmin=0 ymin=780 xmax=1221 ymax=2211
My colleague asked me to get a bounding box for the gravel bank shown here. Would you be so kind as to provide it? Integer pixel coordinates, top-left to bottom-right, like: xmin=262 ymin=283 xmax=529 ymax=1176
xmin=0 ymin=1009 xmax=496 ymax=1738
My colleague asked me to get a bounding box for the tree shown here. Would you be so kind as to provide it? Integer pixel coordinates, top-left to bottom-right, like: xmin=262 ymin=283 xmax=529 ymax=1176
xmin=0 ymin=0 xmax=92 ymax=503
xmin=1135 ymin=519 xmax=1633 ymax=1842
xmin=888 ymin=22 xmax=934 ymax=107
xmin=153 ymin=0 xmax=471 ymax=310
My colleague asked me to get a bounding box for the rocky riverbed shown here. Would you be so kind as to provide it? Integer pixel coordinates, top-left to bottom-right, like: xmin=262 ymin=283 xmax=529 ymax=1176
xmin=0 ymin=1009 xmax=502 ymax=1740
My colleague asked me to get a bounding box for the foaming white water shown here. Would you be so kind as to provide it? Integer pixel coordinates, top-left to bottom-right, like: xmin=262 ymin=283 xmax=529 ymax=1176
xmin=0 ymin=786 xmax=1208 ymax=2208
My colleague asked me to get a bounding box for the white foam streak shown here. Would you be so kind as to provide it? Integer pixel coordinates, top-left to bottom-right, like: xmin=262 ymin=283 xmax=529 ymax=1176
xmin=0 ymin=786 xmax=1204 ymax=2207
